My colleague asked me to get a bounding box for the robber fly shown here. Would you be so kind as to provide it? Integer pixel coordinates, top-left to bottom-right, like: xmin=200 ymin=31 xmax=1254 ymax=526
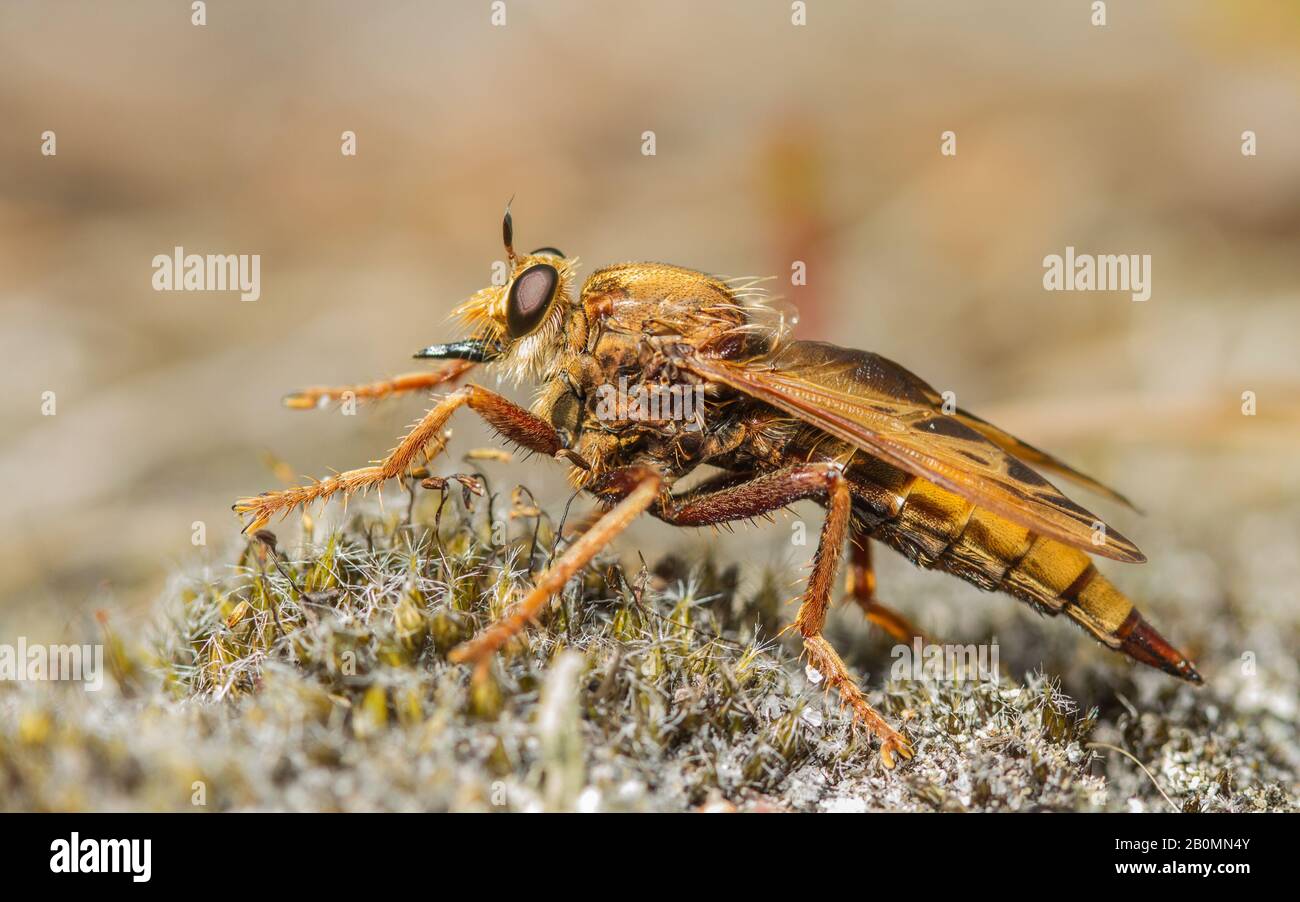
xmin=235 ymin=206 xmax=1201 ymax=766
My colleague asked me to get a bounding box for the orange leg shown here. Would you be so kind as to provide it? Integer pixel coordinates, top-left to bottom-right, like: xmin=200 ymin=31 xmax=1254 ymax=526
xmin=784 ymin=470 xmax=912 ymax=768
xmin=449 ymin=471 xmax=662 ymax=666
xmin=282 ymin=360 xmax=475 ymax=409
xmin=845 ymin=534 xmax=929 ymax=645
xmin=596 ymin=463 xmax=912 ymax=766
xmin=234 ymin=383 xmax=566 ymax=533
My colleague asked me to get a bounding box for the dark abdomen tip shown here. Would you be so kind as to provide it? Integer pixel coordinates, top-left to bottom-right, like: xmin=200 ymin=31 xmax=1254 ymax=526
xmin=1116 ymin=609 xmax=1203 ymax=684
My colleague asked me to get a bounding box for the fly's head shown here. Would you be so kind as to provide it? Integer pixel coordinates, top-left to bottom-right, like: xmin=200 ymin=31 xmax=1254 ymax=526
xmin=416 ymin=204 xmax=579 ymax=385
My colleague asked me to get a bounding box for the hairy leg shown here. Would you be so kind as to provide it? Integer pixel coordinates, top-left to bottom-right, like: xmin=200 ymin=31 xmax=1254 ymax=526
xmin=282 ymin=359 xmax=476 ymax=409
xmin=594 ymin=463 xmax=912 ymax=766
xmin=449 ymin=470 xmax=662 ymax=666
xmin=845 ymin=532 xmax=929 ymax=645
xmin=234 ymin=383 xmax=566 ymax=532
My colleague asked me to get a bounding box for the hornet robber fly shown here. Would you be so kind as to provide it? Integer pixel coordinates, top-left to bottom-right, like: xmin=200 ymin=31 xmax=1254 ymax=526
xmin=235 ymin=205 xmax=1201 ymax=767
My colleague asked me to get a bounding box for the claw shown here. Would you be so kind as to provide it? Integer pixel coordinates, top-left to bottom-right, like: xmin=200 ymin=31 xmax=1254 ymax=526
xmin=282 ymin=389 xmax=327 ymax=410
xmin=421 ymin=473 xmax=484 ymax=509
xmin=556 ymin=448 xmax=591 ymax=471
xmin=879 ymin=734 xmax=914 ymax=769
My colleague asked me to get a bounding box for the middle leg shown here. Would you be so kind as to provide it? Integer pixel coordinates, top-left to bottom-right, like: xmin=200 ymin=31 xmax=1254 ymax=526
xmin=449 ymin=469 xmax=662 ymax=666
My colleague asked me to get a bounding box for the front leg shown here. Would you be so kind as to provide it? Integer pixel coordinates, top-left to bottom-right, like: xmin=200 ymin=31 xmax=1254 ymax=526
xmin=592 ymin=463 xmax=913 ymax=766
xmin=282 ymin=359 xmax=475 ymax=409
xmin=234 ymin=384 xmax=567 ymax=532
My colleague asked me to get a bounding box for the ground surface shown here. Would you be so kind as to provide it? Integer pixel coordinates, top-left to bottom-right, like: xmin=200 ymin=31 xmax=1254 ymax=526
xmin=1 ymin=484 xmax=1295 ymax=813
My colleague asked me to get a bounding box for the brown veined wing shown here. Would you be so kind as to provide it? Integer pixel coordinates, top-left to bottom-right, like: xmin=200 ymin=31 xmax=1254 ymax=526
xmin=678 ymin=340 xmax=1145 ymax=563
xmin=944 ymin=406 xmax=1139 ymax=512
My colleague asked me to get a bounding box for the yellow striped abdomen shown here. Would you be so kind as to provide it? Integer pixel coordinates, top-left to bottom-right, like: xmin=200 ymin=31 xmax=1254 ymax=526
xmin=846 ymin=459 xmax=1201 ymax=682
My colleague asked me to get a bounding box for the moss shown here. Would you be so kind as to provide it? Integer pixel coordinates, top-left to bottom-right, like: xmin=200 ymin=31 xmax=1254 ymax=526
xmin=0 ymin=486 xmax=1295 ymax=812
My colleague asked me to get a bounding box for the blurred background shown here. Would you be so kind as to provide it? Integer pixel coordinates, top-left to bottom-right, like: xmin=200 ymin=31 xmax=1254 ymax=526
xmin=1 ymin=0 xmax=1298 ymax=675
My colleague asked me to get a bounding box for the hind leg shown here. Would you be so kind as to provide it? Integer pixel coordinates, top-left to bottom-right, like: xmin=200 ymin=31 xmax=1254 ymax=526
xmin=595 ymin=463 xmax=912 ymax=766
xmin=845 ymin=531 xmax=930 ymax=646
xmin=785 ymin=471 xmax=913 ymax=767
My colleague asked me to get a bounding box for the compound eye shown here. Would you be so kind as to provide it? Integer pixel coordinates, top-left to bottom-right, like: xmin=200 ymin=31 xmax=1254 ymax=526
xmin=529 ymin=246 xmax=566 ymax=259
xmin=506 ymin=263 xmax=559 ymax=338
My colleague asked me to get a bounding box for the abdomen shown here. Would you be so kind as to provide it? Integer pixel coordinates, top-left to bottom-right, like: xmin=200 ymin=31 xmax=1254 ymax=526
xmin=844 ymin=455 xmax=1201 ymax=682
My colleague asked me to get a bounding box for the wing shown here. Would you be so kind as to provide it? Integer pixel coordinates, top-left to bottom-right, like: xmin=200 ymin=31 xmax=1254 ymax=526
xmin=946 ymin=407 xmax=1139 ymax=511
xmin=679 ymin=341 xmax=1145 ymax=563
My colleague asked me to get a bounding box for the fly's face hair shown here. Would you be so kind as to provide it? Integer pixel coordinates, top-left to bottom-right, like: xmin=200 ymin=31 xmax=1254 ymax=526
xmin=432 ymin=205 xmax=580 ymax=385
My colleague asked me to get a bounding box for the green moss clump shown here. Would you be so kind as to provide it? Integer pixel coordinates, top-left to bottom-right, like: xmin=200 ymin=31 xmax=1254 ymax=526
xmin=0 ymin=484 xmax=1295 ymax=812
